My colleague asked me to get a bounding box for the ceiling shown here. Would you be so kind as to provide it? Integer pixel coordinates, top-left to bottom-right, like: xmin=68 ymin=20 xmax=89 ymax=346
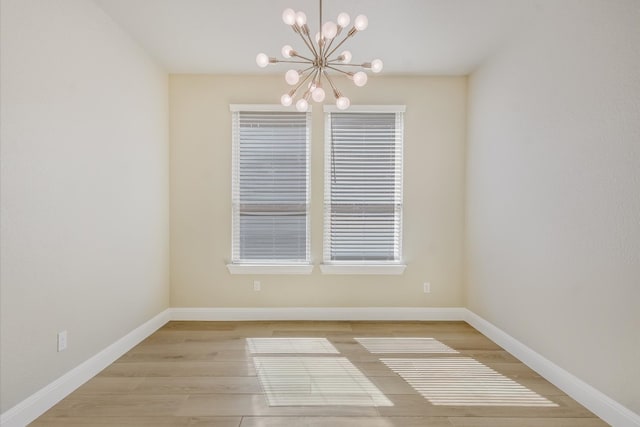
xmin=94 ymin=0 xmax=538 ymax=75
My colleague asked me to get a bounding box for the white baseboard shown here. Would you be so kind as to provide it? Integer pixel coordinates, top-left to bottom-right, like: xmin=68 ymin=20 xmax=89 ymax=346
xmin=4 ymin=307 xmax=637 ymax=427
xmin=0 ymin=310 xmax=171 ymax=427
xmin=169 ymin=306 xmax=466 ymax=321
xmin=464 ymin=309 xmax=640 ymax=427
xmin=0 ymin=306 xmax=463 ymax=427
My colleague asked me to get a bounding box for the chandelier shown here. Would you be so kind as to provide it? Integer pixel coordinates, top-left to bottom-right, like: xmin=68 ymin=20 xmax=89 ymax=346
xmin=256 ymin=0 xmax=383 ymax=112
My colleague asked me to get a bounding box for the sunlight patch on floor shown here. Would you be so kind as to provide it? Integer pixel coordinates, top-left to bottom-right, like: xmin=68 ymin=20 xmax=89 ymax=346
xmin=247 ymin=338 xmax=340 ymax=354
xmin=355 ymin=337 xmax=458 ymax=354
xmin=253 ymin=356 xmax=393 ymax=406
xmin=381 ymin=357 xmax=558 ymax=407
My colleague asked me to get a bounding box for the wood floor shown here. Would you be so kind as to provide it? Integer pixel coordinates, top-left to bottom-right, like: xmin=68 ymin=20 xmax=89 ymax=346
xmin=33 ymin=321 xmax=608 ymax=426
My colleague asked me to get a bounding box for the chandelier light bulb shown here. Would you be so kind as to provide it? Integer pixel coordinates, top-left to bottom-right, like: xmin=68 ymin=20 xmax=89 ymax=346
xmin=281 ymin=45 xmax=294 ymax=58
xmin=337 ymin=12 xmax=350 ymax=28
xmin=282 ymin=8 xmax=296 ymax=26
xmin=371 ymin=59 xmax=384 ymax=73
xmin=322 ymin=21 xmax=338 ymax=39
xmin=295 ymin=11 xmax=307 ymax=26
xmin=296 ymin=98 xmax=309 ymax=112
xmin=256 ymin=53 xmax=270 ymax=68
xmin=336 ymin=96 xmax=351 ymax=110
xmin=353 ymin=71 xmax=368 ymax=87
xmin=354 ymin=14 xmax=368 ymax=31
xmin=340 ymin=50 xmax=352 ymax=63
xmin=312 ymin=87 xmax=326 ymax=102
xmin=285 ymin=69 xmax=300 ymax=85
xmin=281 ymin=94 xmax=293 ymax=106
xmin=259 ymin=2 xmax=382 ymax=110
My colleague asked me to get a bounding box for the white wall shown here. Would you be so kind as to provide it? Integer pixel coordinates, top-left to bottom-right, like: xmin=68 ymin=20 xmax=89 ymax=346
xmin=0 ymin=0 xmax=169 ymax=412
xmin=170 ymin=75 xmax=466 ymax=308
xmin=466 ymin=0 xmax=640 ymax=415
xmin=5 ymin=0 xmax=638 ymax=420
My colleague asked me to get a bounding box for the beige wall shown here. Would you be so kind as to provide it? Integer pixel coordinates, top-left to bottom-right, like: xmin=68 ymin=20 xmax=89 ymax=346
xmin=0 ymin=0 xmax=170 ymax=412
xmin=2 ymin=0 xmax=638 ymax=419
xmin=170 ymin=75 xmax=466 ymax=308
xmin=466 ymin=0 xmax=640 ymax=415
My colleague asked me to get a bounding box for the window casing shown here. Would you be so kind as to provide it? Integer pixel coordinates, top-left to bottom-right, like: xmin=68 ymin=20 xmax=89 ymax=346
xmin=323 ymin=106 xmax=405 ymax=269
xmin=230 ymin=105 xmax=311 ymax=267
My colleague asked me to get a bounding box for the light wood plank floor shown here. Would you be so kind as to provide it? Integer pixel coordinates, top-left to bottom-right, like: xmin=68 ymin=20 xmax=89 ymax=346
xmin=33 ymin=321 xmax=608 ymax=426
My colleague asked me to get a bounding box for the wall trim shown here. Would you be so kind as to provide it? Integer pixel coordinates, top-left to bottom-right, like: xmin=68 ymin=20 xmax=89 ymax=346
xmin=0 ymin=306 xmax=462 ymax=426
xmin=0 ymin=309 xmax=171 ymax=427
xmin=5 ymin=307 xmax=637 ymax=427
xmin=169 ymin=306 xmax=466 ymax=321
xmin=464 ymin=309 xmax=640 ymax=427
xmin=319 ymin=264 xmax=407 ymax=275
xmin=226 ymin=264 xmax=314 ymax=275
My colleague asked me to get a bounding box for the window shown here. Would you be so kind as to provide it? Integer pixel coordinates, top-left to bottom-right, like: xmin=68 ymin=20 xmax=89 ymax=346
xmin=228 ymin=105 xmax=312 ymax=274
xmin=322 ymin=106 xmax=405 ymax=274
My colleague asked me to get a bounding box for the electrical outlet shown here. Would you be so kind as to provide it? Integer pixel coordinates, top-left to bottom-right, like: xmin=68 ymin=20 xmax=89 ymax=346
xmin=57 ymin=330 xmax=68 ymax=352
xmin=423 ymin=282 xmax=431 ymax=293
xmin=254 ymin=280 xmax=261 ymax=291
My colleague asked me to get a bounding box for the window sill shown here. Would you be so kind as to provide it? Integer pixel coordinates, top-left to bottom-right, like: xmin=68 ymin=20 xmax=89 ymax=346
xmin=320 ymin=264 xmax=407 ymax=275
xmin=226 ymin=264 xmax=314 ymax=275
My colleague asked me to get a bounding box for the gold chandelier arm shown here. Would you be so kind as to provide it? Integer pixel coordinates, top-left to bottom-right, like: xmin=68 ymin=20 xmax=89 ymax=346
xmin=323 ymin=30 xmax=338 ymax=59
xmin=293 ymin=24 xmax=318 ymax=58
xmin=291 ymin=52 xmax=315 ymax=62
xmin=308 ymin=68 xmax=320 ymax=86
xmin=290 ymin=68 xmax=315 ymax=97
xmin=318 ymin=0 xmax=323 ymax=58
xmin=263 ymin=0 xmax=380 ymax=110
xmin=303 ymin=31 xmax=319 ymax=58
xmin=324 ymin=40 xmax=334 ymax=59
xmin=299 ymin=65 xmax=316 ymax=74
xmin=314 ymin=68 xmax=322 ymax=84
xmin=325 ymin=65 xmax=351 ymax=75
xmin=277 ymin=59 xmax=314 ymax=65
xmin=319 ymin=0 xmax=323 ymax=37
xmin=326 ymin=62 xmax=368 ymax=67
xmin=322 ymin=70 xmax=341 ymax=99
xmin=325 ymin=30 xmax=355 ymax=59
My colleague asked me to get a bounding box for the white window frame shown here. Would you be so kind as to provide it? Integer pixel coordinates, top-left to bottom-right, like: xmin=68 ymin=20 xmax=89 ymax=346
xmin=321 ymin=105 xmax=406 ymax=275
xmin=227 ymin=105 xmax=313 ymax=275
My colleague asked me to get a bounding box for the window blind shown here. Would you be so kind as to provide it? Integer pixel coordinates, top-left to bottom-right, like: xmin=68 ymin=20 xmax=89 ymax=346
xmin=324 ymin=109 xmax=404 ymax=263
xmin=232 ymin=109 xmax=310 ymax=263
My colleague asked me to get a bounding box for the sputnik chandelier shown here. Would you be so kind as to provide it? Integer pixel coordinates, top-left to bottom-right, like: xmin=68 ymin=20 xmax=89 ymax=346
xmin=256 ymin=0 xmax=383 ymax=112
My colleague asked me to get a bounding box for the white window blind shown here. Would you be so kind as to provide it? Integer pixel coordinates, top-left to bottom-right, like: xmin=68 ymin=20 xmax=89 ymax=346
xmin=324 ymin=107 xmax=404 ymax=263
xmin=231 ymin=107 xmax=310 ymax=264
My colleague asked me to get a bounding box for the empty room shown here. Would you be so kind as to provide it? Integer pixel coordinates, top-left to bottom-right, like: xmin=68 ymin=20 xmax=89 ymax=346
xmin=1 ymin=0 xmax=638 ymax=426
